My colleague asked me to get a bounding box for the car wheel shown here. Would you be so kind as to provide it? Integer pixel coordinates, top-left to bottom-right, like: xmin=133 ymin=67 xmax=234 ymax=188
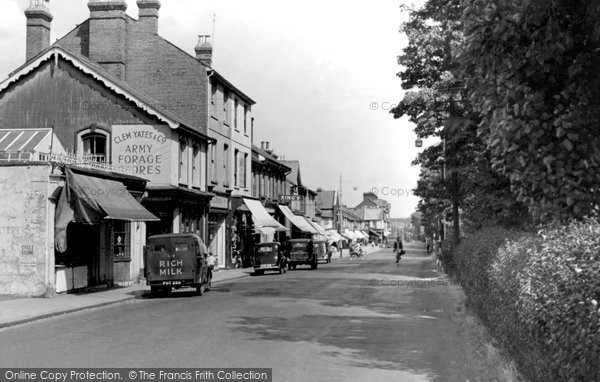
xmin=196 ymin=284 xmax=203 ymax=296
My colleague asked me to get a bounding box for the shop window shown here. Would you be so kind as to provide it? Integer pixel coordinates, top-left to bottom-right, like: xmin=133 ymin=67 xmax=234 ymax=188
xmin=113 ymin=221 xmax=130 ymax=262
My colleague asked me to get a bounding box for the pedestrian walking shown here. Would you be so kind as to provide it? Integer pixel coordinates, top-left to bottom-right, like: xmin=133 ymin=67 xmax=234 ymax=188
xmin=395 ymin=238 xmax=404 ymax=264
xmin=205 ymin=252 xmax=216 ymax=287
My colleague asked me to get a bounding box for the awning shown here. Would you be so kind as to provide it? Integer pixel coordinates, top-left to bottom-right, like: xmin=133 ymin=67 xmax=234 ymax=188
xmin=326 ymin=229 xmax=341 ymax=241
xmin=278 ymin=205 xmax=318 ymax=234
xmin=69 ymin=169 xmax=159 ymax=222
xmin=0 ymin=128 xmax=51 ymax=152
xmin=354 ymin=230 xmax=367 ymax=239
xmin=343 ymin=229 xmax=357 ymax=240
xmin=55 ymin=168 xmax=159 ymax=252
xmin=306 ymin=219 xmax=328 ymax=236
xmin=243 ymin=198 xmax=287 ymax=232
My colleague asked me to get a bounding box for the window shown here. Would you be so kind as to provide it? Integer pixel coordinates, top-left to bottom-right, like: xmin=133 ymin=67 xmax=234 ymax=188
xmin=192 ymin=144 xmax=200 ymax=187
xmin=234 ymin=99 xmax=239 ymax=130
xmin=210 ymin=143 xmax=217 ymax=183
xmin=179 ymin=137 xmax=188 ymax=184
xmin=223 ymin=90 xmax=230 ymax=125
xmin=113 ymin=221 xmax=130 ymax=262
xmin=210 ymin=82 xmax=217 ymax=115
xmin=223 ymin=144 xmax=229 ymax=187
xmin=82 ymin=133 xmax=107 ymax=162
xmin=243 ymin=106 xmax=248 ymax=134
xmin=242 ymin=153 xmax=248 ymax=188
xmin=234 ymin=149 xmax=239 ymax=187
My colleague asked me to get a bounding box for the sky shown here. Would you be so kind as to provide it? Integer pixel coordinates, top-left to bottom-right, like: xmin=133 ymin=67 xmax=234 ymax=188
xmin=0 ymin=0 xmax=426 ymax=218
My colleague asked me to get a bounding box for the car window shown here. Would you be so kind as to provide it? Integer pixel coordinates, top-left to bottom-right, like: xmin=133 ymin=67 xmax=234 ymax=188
xmin=175 ymin=244 xmax=189 ymax=252
xmin=291 ymin=242 xmax=307 ymax=250
xmin=257 ymin=246 xmax=274 ymax=253
xmin=153 ymin=245 xmax=168 ymax=252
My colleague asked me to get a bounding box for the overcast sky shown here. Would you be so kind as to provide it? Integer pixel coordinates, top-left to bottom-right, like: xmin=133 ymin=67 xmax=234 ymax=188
xmin=0 ymin=0 xmax=426 ymax=218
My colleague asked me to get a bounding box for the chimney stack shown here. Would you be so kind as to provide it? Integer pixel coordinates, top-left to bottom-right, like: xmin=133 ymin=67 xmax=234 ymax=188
xmin=137 ymin=0 xmax=161 ymax=35
xmin=88 ymin=0 xmax=128 ymax=79
xmin=195 ymin=35 xmax=213 ymax=66
xmin=25 ymin=0 xmax=53 ymax=62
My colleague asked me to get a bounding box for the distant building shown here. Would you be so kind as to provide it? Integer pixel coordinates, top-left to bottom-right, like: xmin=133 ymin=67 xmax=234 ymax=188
xmin=353 ymin=192 xmax=391 ymax=242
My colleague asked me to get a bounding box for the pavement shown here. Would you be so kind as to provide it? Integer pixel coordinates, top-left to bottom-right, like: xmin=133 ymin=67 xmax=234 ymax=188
xmin=0 ymin=267 xmax=251 ymax=330
xmin=0 ymin=244 xmax=394 ymax=330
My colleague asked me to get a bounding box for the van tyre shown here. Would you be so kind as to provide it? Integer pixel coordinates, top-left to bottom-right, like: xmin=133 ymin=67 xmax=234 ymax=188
xmin=196 ymin=284 xmax=203 ymax=296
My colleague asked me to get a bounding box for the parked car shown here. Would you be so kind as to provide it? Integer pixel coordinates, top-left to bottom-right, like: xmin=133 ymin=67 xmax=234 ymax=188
xmin=252 ymin=242 xmax=286 ymax=275
xmin=144 ymin=234 xmax=211 ymax=296
xmin=288 ymin=239 xmax=318 ymax=270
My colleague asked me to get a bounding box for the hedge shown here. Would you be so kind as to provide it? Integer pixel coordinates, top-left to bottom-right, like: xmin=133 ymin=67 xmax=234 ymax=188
xmin=453 ymin=220 xmax=600 ymax=381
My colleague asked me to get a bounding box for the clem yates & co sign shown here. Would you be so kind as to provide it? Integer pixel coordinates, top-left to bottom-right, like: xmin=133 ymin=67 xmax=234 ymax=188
xmin=111 ymin=125 xmax=172 ymax=184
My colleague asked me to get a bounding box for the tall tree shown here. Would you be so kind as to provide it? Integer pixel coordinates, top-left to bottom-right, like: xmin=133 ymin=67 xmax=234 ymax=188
xmin=393 ymin=0 xmax=528 ymax=236
xmin=459 ymin=0 xmax=600 ymax=222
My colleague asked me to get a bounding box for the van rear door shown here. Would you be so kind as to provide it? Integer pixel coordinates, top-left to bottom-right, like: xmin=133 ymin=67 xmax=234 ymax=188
xmin=146 ymin=238 xmax=196 ymax=283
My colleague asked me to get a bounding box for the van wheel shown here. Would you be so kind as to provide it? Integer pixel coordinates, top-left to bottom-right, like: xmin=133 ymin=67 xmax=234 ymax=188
xmin=311 ymin=262 xmax=318 ymax=269
xmin=150 ymin=286 xmax=160 ymax=297
xmin=196 ymin=284 xmax=203 ymax=296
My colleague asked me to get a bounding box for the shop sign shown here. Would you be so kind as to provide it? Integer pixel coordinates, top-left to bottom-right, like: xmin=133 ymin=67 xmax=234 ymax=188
xmin=112 ymin=125 xmax=171 ymax=184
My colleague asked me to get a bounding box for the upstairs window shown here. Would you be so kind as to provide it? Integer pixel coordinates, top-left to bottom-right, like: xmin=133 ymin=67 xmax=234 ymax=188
xmin=224 ymin=90 xmax=231 ymax=125
xmin=210 ymin=82 xmax=217 ymax=115
xmin=82 ymin=133 xmax=107 ymax=163
xmin=223 ymin=144 xmax=229 ymax=187
xmin=179 ymin=138 xmax=188 ymax=184
xmin=210 ymin=143 xmax=217 ymax=183
xmin=192 ymin=144 xmax=200 ymax=187
xmin=234 ymin=99 xmax=239 ymax=130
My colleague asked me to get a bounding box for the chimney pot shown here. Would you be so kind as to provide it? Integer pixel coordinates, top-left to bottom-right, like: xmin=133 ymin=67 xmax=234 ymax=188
xmin=24 ymin=0 xmax=53 ymax=62
xmin=266 ymin=142 xmax=270 ymax=150
xmin=195 ymin=34 xmax=213 ymax=66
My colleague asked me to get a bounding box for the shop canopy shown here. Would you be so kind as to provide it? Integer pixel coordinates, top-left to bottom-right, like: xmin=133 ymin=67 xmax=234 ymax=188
xmin=306 ymin=219 xmax=328 ymax=236
xmin=354 ymin=230 xmax=367 ymax=239
xmin=243 ymin=198 xmax=288 ymax=233
xmin=67 ymin=168 xmax=159 ymax=222
xmin=55 ymin=168 xmax=159 ymax=252
xmin=327 ymin=230 xmax=343 ymax=241
xmin=342 ymin=229 xmax=357 ymax=240
xmin=278 ymin=205 xmax=318 ymax=234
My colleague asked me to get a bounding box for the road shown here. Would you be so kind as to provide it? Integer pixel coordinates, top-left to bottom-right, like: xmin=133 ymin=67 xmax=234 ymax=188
xmin=0 ymin=246 xmax=506 ymax=381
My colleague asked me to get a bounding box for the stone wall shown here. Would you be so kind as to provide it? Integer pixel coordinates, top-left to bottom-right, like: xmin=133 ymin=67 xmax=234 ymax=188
xmin=0 ymin=165 xmax=55 ymax=296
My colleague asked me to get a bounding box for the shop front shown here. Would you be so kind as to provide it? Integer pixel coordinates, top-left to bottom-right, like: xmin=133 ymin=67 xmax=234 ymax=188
xmin=231 ymin=197 xmax=287 ymax=267
xmin=54 ymin=166 xmax=159 ymax=291
xmin=208 ymin=194 xmax=229 ymax=269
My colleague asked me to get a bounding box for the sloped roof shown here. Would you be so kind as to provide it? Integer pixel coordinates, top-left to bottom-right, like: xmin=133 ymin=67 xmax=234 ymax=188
xmin=53 ymin=14 xmax=254 ymax=133
xmin=252 ymin=145 xmax=291 ymax=172
xmin=281 ymin=160 xmax=301 ymax=186
xmin=317 ymin=190 xmax=336 ymax=210
xmin=0 ymin=47 xmax=207 ymax=137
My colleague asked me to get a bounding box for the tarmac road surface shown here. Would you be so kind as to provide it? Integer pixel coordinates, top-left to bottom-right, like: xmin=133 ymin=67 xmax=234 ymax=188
xmin=0 ymin=245 xmax=508 ymax=381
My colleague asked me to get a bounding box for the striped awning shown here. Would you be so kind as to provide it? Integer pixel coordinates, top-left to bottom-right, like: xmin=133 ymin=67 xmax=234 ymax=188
xmin=0 ymin=129 xmax=51 ymax=152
